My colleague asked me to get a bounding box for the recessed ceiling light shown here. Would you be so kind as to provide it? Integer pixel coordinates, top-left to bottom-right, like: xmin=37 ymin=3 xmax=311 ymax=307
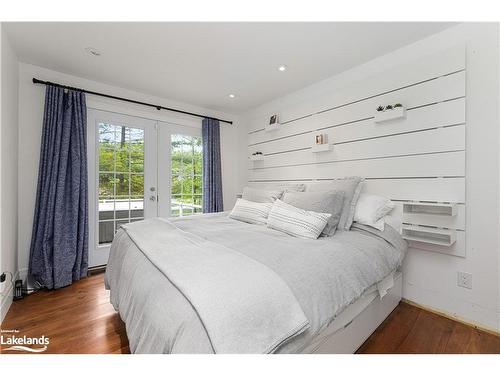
xmin=85 ymin=47 xmax=101 ymax=57
xmin=228 ymin=94 xmax=236 ymax=99
xmin=277 ymin=65 xmax=287 ymax=72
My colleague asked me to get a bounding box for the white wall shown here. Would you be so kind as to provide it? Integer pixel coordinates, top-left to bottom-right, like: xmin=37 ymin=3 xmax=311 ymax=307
xmin=243 ymin=23 xmax=500 ymax=332
xmin=17 ymin=63 xmax=247 ymax=281
xmin=0 ymin=25 xmax=19 ymax=322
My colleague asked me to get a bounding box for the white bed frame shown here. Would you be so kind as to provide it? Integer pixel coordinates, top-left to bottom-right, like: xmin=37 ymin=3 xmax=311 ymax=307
xmin=301 ymin=272 xmax=402 ymax=354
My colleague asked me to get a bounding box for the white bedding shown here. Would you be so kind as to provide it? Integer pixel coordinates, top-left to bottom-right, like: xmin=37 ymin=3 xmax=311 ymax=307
xmin=105 ymin=212 xmax=407 ymax=353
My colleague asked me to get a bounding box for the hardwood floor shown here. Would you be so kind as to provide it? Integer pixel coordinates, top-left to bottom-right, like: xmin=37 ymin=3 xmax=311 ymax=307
xmin=1 ymin=273 xmax=499 ymax=354
xmin=357 ymin=302 xmax=500 ymax=354
xmin=1 ymin=273 xmax=129 ymax=354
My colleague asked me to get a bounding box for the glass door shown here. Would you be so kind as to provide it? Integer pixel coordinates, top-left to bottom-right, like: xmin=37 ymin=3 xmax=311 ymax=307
xmin=87 ymin=109 xmax=158 ymax=267
xmin=157 ymin=122 xmax=203 ymax=218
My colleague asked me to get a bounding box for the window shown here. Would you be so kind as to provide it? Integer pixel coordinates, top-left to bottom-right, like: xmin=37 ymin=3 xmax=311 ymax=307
xmin=170 ymin=134 xmax=203 ymax=216
xmin=98 ymin=123 xmax=145 ymax=244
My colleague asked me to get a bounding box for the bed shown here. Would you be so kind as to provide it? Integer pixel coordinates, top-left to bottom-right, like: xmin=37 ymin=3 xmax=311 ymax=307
xmin=105 ymin=212 xmax=407 ymax=354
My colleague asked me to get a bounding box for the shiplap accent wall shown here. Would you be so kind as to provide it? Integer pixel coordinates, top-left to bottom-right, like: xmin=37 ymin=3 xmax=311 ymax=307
xmin=246 ymin=45 xmax=466 ymax=257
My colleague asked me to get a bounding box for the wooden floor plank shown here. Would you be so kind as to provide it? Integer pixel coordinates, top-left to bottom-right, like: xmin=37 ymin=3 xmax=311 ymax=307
xmin=1 ymin=274 xmax=499 ymax=354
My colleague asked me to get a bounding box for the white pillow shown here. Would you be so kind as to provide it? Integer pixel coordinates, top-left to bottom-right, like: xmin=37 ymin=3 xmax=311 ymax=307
xmin=354 ymin=193 xmax=395 ymax=231
xmin=267 ymin=199 xmax=331 ymax=240
xmin=229 ymin=199 xmax=273 ymax=225
xmin=307 ymin=177 xmax=364 ymax=231
xmin=242 ymin=186 xmax=284 ymax=203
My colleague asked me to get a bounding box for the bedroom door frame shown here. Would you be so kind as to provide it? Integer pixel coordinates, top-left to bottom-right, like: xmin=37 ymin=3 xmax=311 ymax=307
xmin=87 ymin=109 xmax=158 ymax=268
xmin=87 ymin=110 xmax=203 ymax=267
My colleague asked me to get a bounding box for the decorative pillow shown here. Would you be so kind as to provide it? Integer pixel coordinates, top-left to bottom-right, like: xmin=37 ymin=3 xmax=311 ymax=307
xmin=282 ymin=190 xmax=344 ymax=236
xmin=354 ymin=193 xmax=395 ymax=231
xmin=242 ymin=186 xmax=284 ymax=203
xmin=267 ymin=199 xmax=331 ymax=240
xmin=229 ymin=199 xmax=273 ymax=225
xmin=307 ymin=177 xmax=364 ymax=231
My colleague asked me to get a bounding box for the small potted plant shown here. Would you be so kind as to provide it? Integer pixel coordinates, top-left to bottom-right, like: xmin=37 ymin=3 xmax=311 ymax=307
xmin=374 ymin=103 xmax=406 ymax=123
xmin=251 ymin=151 xmax=264 ymax=161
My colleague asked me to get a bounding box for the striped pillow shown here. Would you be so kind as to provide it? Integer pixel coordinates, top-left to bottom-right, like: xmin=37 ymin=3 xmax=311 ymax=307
xmin=267 ymin=200 xmax=332 ymax=239
xmin=229 ymin=199 xmax=273 ymax=225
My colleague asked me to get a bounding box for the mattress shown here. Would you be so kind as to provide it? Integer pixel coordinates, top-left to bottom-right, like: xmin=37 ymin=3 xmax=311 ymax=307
xmin=105 ymin=212 xmax=407 ymax=353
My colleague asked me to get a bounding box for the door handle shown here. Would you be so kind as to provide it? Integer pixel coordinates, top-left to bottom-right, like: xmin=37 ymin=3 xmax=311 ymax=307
xmin=149 ymin=196 xmax=156 ymax=202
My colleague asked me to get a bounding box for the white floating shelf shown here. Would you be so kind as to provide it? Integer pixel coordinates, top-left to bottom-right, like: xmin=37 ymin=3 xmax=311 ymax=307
xmin=403 ymin=202 xmax=457 ymax=216
xmin=311 ymin=143 xmax=332 ymax=153
xmin=249 ymin=154 xmax=265 ymax=161
xmin=265 ymin=123 xmax=280 ymax=132
xmin=374 ymin=107 xmax=406 ymax=123
xmin=402 ymin=224 xmax=456 ymax=247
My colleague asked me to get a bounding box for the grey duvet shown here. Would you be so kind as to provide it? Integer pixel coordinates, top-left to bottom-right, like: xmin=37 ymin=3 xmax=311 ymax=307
xmin=105 ymin=212 xmax=406 ymax=354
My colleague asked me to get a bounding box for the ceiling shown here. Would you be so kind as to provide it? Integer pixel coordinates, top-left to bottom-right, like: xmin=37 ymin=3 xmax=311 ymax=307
xmin=4 ymin=22 xmax=456 ymax=113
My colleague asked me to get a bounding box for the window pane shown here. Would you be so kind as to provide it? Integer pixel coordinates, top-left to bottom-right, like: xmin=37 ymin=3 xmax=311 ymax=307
xmin=115 ymin=148 xmax=130 ymax=173
xmin=130 ymin=204 xmax=144 ymax=218
xmin=99 ymin=123 xmax=117 ymax=144
xmin=98 ymin=221 xmax=115 ymax=244
xmin=98 ymin=206 xmax=114 ymax=221
xmin=182 ymin=178 xmax=193 ymax=195
xmin=98 ymin=123 xmax=144 ymax=245
xmin=115 ymin=173 xmax=130 ymax=197
xmin=115 ymin=199 xmax=130 ymax=219
xmin=131 ymin=174 xmax=144 ymax=197
xmin=99 ymin=145 xmax=115 ymax=172
xmin=194 ymin=175 xmax=202 ymax=194
xmin=127 ymin=127 xmax=144 ymax=145
xmin=99 ymin=173 xmax=114 ymax=198
xmin=171 ymin=175 xmax=182 ymax=195
xmin=130 ymin=151 xmax=144 ymax=173
xmin=170 ymin=134 xmax=203 ymax=217
xmin=182 ymin=206 xmax=193 ymax=216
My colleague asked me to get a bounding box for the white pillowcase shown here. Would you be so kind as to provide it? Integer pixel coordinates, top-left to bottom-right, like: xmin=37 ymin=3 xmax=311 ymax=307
xmin=242 ymin=186 xmax=284 ymax=203
xmin=229 ymin=199 xmax=273 ymax=225
xmin=267 ymin=199 xmax=331 ymax=240
xmin=354 ymin=193 xmax=395 ymax=231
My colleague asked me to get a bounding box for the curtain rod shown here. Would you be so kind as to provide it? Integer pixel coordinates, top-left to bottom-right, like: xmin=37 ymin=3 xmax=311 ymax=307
xmin=32 ymin=78 xmax=233 ymax=125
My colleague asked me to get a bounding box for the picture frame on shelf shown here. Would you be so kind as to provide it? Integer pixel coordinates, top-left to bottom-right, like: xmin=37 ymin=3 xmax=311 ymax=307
xmin=269 ymin=114 xmax=279 ymax=125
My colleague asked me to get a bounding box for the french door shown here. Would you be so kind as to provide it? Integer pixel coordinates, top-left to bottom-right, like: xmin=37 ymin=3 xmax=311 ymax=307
xmin=87 ymin=110 xmax=203 ymax=267
xmin=157 ymin=122 xmax=204 ymax=219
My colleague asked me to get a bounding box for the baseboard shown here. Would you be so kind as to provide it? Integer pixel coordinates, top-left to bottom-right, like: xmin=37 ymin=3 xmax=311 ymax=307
xmin=402 ymin=298 xmax=500 ymax=337
xmin=88 ymin=265 xmax=106 ymax=275
xmin=0 ymin=270 xmax=19 ymax=324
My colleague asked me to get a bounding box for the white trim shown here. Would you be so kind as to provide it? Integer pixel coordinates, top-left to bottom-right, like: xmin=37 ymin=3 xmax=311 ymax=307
xmin=1 ymin=270 xmax=19 ymax=324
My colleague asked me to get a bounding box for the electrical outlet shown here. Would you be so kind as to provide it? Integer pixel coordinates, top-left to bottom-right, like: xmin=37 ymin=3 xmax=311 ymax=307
xmin=457 ymin=271 xmax=472 ymax=289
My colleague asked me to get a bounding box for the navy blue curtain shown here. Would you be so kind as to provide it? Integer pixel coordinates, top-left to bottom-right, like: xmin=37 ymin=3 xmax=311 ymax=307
xmin=29 ymin=86 xmax=88 ymax=289
xmin=202 ymin=118 xmax=223 ymax=213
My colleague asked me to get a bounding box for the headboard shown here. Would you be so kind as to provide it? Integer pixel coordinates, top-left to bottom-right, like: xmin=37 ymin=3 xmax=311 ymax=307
xmin=246 ymin=45 xmax=466 ymax=257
